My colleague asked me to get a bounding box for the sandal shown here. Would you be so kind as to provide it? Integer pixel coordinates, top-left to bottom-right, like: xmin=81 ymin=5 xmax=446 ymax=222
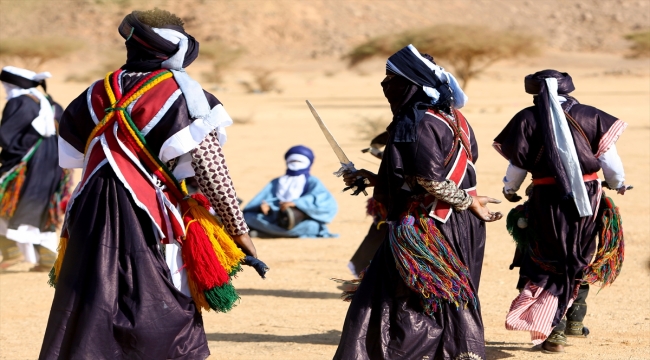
xmin=565 ymin=321 xmax=590 ymax=337
xmin=541 ymin=332 xmax=567 ymax=354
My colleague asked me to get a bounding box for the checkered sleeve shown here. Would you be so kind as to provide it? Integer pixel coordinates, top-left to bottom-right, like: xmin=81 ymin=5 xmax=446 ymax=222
xmin=416 ymin=177 xmax=473 ymax=211
xmin=191 ymin=132 xmax=249 ymax=236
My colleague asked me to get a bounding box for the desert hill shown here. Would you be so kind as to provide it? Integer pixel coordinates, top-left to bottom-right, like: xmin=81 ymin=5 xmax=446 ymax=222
xmin=1 ymin=0 xmax=648 ymax=63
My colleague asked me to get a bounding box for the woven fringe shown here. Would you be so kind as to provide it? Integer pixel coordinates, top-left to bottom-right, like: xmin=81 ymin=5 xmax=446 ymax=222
xmin=389 ymin=204 xmax=476 ymax=315
xmin=583 ymin=195 xmax=624 ymax=287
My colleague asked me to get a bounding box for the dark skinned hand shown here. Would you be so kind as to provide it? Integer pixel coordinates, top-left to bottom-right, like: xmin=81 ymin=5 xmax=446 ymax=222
xmin=232 ymin=233 xmax=257 ymax=258
xmin=468 ymin=196 xmax=503 ymax=222
xmin=502 ymin=188 xmax=522 ymax=203
xmin=342 ymin=169 xmax=377 ymax=188
xmin=279 ymin=201 xmax=296 ymax=211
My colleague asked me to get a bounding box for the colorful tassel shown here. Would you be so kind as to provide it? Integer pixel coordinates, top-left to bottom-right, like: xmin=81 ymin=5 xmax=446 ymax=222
xmin=366 ymin=197 xmax=388 ymax=227
xmin=0 ymin=139 xmax=42 ymax=217
xmin=48 ymin=236 xmax=68 ymax=287
xmin=45 ymin=169 xmax=74 ymax=231
xmin=181 ymin=194 xmax=245 ymax=312
xmin=389 ymin=202 xmax=476 ymax=315
xmin=583 ymin=195 xmax=624 ymax=287
xmin=506 ymin=204 xmax=529 ymax=249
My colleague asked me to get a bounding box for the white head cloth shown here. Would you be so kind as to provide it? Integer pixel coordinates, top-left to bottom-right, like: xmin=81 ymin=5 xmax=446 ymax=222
xmin=276 ymin=154 xmax=311 ymax=202
xmin=152 ymin=28 xmax=232 ymax=146
xmin=1 ymin=66 xmax=56 ymax=137
xmin=546 ymin=77 xmax=592 ymax=217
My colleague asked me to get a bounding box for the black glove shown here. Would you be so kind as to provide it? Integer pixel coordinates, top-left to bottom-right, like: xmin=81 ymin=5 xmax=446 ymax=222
xmin=503 ymin=188 xmax=522 ymax=203
xmin=243 ymin=255 xmax=269 ymax=279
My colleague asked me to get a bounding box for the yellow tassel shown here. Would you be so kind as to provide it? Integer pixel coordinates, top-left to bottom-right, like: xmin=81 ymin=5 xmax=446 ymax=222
xmin=187 ymin=202 xmax=245 ymax=274
xmin=52 ymin=236 xmax=68 ymax=279
xmin=186 ymin=274 xmax=209 ymax=313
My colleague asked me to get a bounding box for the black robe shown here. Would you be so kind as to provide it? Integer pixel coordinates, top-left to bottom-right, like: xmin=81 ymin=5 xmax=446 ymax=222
xmin=494 ymin=100 xmax=621 ymax=325
xmin=0 ymin=95 xmax=63 ymax=232
xmin=39 ymin=73 xmax=222 ymax=359
xmin=334 ymin=110 xmax=486 ymax=360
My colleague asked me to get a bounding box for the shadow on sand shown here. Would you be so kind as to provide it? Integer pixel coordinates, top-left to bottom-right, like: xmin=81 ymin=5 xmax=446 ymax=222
xmin=236 ymin=288 xmax=341 ymax=300
xmin=206 ymin=329 xmax=342 ymax=346
xmin=486 ymin=341 xmax=536 ymax=359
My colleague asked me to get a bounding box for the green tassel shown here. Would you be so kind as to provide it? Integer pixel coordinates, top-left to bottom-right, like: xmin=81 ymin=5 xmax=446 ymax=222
xmin=506 ymin=206 xmax=529 ymax=249
xmin=47 ymin=267 xmax=57 ymax=288
xmin=204 ymin=282 xmax=240 ymax=312
xmin=228 ymin=263 xmax=243 ymax=277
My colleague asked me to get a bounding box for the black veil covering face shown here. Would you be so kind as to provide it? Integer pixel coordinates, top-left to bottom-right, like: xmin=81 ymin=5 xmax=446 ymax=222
xmin=118 ymin=11 xmax=200 ymax=72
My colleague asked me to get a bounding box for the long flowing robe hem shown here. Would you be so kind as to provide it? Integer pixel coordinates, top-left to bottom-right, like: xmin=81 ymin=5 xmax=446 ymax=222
xmin=39 ymin=166 xmax=209 ymax=360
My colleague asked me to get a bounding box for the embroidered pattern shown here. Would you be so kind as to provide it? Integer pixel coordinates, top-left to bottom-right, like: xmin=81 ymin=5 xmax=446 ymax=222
xmin=454 ymin=352 xmax=483 ymax=360
xmin=191 ymin=132 xmax=248 ymax=236
xmin=416 ymin=177 xmax=473 ymax=211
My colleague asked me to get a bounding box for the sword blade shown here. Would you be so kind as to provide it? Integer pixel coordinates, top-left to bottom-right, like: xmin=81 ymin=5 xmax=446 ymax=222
xmin=306 ymin=100 xmax=351 ymax=165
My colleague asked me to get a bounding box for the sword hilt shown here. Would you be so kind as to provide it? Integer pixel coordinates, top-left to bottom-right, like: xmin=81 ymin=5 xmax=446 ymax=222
xmin=343 ymin=177 xmax=368 ymax=196
xmin=335 ymin=164 xmax=368 ymax=196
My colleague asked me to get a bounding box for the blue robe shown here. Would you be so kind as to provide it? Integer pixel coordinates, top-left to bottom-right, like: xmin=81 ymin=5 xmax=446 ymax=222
xmin=243 ymin=176 xmax=338 ymax=238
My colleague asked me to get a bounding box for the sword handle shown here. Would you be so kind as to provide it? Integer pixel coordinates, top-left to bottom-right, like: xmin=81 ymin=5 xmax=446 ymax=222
xmin=343 ymin=177 xmax=368 ymax=196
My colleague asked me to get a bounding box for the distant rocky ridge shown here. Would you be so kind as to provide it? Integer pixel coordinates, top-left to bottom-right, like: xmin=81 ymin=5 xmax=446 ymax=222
xmin=0 ymin=0 xmax=648 ymax=62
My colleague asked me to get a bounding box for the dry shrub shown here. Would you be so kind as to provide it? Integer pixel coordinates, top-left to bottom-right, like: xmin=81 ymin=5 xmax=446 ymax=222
xmin=355 ymin=116 xmax=390 ymax=141
xmin=200 ymin=40 xmax=243 ymax=84
xmin=624 ymin=31 xmax=650 ymax=58
xmin=345 ymin=25 xmax=540 ymax=88
xmin=0 ymin=37 xmax=82 ymax=69
xmin=240 ymin=68 xmax=280 ymax=93
xmin=65 ymin=52 xmax=125 ymax=83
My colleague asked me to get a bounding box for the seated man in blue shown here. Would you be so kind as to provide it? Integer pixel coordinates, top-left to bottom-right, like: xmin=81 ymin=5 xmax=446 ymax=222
xmin=244 ymin=145 xmax=338 ymax=238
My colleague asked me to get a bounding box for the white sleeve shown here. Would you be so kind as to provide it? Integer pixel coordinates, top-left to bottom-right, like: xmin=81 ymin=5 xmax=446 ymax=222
xmin=503 ymin=162 xmax=527 ymax=194
xmin=598 ymin=144 xmax=625 ymax=189
xmin=58 ymin=136 xmax=85 ymax=168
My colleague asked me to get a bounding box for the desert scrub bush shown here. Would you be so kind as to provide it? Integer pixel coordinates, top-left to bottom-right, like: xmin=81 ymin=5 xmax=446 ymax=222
xmin=345 ymin=25 xmax=539 ymax=88
xmin=0 ymin=37 xmax=81 ymax=70
xmin=355 ymin=116 xmax=390 ymax=141
xmin=624 ymin=30 xmax=650 ymax=58
xmin=200 ymin=40 xmax=243 ymax=84
xmin=240 ymin=68 xmax=280 ymax=93
xmin=65 ymin=52 xmax=125 ymax=83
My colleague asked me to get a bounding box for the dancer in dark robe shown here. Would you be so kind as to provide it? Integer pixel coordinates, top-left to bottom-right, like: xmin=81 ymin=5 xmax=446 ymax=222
xmin=40 ymin=9 xmax=263 ymax=359
xmin=495 ymin=70 xmax=627 ymax=353
xmin=0 ymin=66 xmax=71 ymax=272
xmin=334 ymin=45 xmax=502 ymax=360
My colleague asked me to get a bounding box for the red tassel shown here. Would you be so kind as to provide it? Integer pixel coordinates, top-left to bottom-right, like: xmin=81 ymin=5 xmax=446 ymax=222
xmin=181 ymin=214 xmax=230 ymax=291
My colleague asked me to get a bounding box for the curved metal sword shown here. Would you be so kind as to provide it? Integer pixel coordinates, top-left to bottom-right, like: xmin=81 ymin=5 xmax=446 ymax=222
xmin=306 ymin=100 xmax=368 ymax=196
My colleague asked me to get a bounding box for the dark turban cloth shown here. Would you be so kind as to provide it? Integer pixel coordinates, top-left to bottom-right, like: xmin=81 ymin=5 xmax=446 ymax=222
xmin=525 ymin=69 xmax=577 ymax=199
xmin=118 ymin=11 xmax=199 ymax=72
xmin=382 ymin=45 xmax=467 ymax=143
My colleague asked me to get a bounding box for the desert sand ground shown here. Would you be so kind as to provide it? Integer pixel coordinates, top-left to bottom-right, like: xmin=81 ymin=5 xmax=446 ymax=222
xmin=0 ymin=49 xmax=649 ymax=360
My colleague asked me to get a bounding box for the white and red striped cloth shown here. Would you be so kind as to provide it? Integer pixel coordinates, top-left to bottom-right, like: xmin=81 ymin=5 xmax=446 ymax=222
xmin=596 ymin=119 xmax=628 ymax=158
xmin=505 ymin=282 xmax=579 ymax=344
